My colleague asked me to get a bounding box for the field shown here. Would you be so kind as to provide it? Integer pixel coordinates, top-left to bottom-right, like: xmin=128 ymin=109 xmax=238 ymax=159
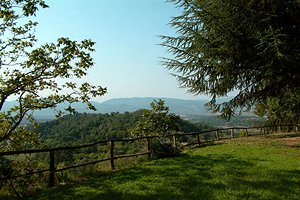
xmin=24 ymin=133 xmax=300 ymax=200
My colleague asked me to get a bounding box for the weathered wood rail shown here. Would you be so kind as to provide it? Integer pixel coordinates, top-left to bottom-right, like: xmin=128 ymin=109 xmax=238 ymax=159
xmin=0 ymin=124 xmax=299 ymax=187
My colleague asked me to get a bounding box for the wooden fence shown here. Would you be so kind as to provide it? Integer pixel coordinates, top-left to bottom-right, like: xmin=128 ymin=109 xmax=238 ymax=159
xmin=0 ymin=124 xmax=299 ymax=187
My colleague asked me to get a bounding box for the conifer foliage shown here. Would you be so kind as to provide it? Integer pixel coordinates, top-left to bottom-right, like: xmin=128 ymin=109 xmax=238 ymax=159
xmin=162 ymin=0 xmax=300 ymax=121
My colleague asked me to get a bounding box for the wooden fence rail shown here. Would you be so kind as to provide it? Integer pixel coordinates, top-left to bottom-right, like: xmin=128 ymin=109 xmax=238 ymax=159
xmin=0 ymin=124 xmax=299 ymax=187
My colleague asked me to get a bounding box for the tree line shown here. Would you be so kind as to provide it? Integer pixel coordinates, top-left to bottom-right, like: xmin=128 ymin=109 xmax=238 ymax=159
xmin=36 ymin=109 xmax=212 ymax=148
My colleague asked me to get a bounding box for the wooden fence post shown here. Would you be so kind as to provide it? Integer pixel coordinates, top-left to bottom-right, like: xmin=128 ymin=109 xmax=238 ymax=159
xmin=231 ymin=129 xmax=234 ymax=138
xmin=172 ymin=134 xmax=177 ymax=148
xmin=146 ymin=137 xmax=151 ymax=157
xmin=259 ymin=127 xmax=263 ymax=135
xmin=49 ymin=151 xmax=55 ymax=187
xmin=215 ymin=130 xmax=219 ymax=141
xmin=196 ymin=134 xmax=201 ymax=146
xmin=245 ymin=129 xmax=249 ymax=137
xmin=110 ymin=140 xmax=115 ymax=170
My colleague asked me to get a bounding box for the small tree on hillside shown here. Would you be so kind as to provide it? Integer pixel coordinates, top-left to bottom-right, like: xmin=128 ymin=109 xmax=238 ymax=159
xmin=131 ymin=99 xmax=180 ymax=137
xmin=131 ymin=99 xmax=181 ymax=158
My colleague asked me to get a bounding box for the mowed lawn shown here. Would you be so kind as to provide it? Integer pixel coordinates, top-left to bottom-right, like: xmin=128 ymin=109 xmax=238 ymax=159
xmin=29 ymin=134 xmax=300 ymax=200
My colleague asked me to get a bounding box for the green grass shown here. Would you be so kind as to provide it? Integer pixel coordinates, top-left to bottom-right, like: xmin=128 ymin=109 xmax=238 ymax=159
xmin=28 ymin=135 xmax=300 ymax=200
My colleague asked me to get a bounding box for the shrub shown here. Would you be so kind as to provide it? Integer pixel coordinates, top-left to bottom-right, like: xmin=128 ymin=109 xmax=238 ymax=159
xmin=0 ymin=157 xmax=12 ymax=189
xmin=150 ymin=137 xmax=180 ymax=159
xmin=239 ymin=129 xmax=248 ymax=137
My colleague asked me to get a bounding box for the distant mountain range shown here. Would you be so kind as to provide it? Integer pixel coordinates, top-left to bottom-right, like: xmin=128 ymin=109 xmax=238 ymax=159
xmin=99 ymin=97 xmax=214 ymax=114
xmin=2 ymin=97 xmax=215 ymax=120
xmin=2 ymin=97 xmax=261 ymax=126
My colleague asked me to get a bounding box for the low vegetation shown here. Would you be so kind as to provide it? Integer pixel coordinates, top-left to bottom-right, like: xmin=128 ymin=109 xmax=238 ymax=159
xmin=23 ymin=133 xmax=300 ymax=200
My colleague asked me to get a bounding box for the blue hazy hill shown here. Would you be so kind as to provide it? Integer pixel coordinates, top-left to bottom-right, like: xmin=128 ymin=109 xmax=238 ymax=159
xmin=2 ymin=97 xmax=211 ymax=120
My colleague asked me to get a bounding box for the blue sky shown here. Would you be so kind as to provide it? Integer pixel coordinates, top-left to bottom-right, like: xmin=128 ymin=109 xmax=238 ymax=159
xmin=34 ymin=0 xmax=209 ymax=102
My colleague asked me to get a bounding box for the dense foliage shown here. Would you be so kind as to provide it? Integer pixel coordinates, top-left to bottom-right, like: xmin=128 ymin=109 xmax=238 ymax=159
xmin=162 ymin=0 xmax=300 ymax=122
xmin=37 ymin=111 xmax=143 ymax=147
xmin=37 ymin=110 xmax=209 ymax=147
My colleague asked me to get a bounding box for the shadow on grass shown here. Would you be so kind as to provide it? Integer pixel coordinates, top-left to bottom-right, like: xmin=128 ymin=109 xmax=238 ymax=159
xmin=181 ymin=141 xmax=218 ymax=150
xmin=27 ymin=149 xmax=300 ymax=200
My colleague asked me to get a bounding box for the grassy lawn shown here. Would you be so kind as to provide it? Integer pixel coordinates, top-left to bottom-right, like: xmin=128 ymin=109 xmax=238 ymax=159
xmin=28 ymin=134 xmax=300 ymax=200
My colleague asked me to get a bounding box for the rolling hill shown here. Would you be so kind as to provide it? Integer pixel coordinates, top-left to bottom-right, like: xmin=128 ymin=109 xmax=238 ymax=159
xmin=2 ymin=97 xmax=263 ymax=126
xmin=2 ymin=97 xmax=211 ymax=120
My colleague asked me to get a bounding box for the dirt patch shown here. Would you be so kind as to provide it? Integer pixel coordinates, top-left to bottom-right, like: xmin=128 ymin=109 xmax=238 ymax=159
xmin=281 ymin=137 xmax=300 ymax=146
xmin=220 ymin=132 xmax=300 ymax=146
xmin=257 ymin=132 xmax=300 ymax=146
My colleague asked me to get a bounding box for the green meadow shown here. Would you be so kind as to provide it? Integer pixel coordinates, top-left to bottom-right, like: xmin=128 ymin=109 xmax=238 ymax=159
xmin=26 ymin=134 xmax=300 ymax=200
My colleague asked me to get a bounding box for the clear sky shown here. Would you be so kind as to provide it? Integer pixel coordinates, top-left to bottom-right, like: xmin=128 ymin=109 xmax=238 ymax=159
xmin=33 ymin=0 xmax=209 ymax=102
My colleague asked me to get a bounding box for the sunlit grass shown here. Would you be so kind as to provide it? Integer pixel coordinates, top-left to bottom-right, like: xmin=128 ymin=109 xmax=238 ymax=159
xmin=26 ymin=134 xmax=300 ymax=200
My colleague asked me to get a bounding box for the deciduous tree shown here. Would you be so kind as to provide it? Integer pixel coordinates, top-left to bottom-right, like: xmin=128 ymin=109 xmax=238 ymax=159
xmin=131 ymin=99 xmax=180 ymax=137
xmin=0 ymin=0 xmax=107 ymax=144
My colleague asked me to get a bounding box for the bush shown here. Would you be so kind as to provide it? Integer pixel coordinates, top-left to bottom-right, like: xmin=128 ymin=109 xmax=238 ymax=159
xmin=239 ymin=129 xmax=248 ymax=137
xmin=0 ymin=157 xmax=12 ymax=189
xmin=150 ymin=137 xmax=180 ymax=159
